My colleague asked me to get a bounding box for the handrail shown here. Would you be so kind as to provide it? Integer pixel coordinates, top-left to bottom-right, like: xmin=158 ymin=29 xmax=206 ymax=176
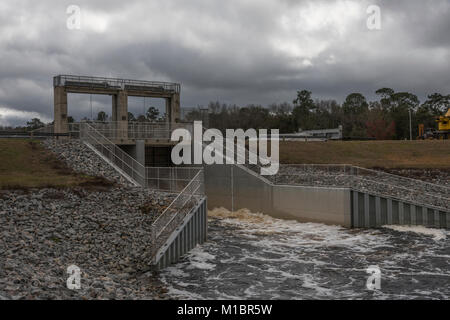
xmin=272 ymin=164 xmax=450 ymax=211
xmin=81 ymin=122 xmax=204 ymax=193
xmin=81 ymin=122 xmax=147 ymax=185
xmin=152 ymin=169 xmax=204 ymax=239
xmin=30 ymin=124 xmax=54 ymax=134
xmin=150 ymin=170 xmax=204 ymax=257
xmin=278 ymin=164 xmax=450 ymax=193
xmin=54 ymin=75 xmax=180 ymax=93
xmin=59 ymin=121 xmax=205 ymax=259
xmin=351 ymin=165 xmax=450 ymax=192
xmin=88 ymin=121 xmax=193 ymax=140
xmin=201 ymin=126 xmax=271 ymax=174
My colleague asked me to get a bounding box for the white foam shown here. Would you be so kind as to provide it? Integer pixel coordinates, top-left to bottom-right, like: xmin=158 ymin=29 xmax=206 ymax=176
xmin=383 ymin=225 xmax=447 ymax=241
xmin=162 ymin=208 xmax=449 ymax=300
xmin=164 ymin=286 xmax=204 ymax=299
xmin=209 ymin=207 xmax=387 ymax=253
xmin=186 ymin=246 xmax=217 ymax=271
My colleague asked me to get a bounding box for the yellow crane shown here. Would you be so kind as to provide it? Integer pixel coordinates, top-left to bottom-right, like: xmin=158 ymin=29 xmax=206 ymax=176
xmin=418 ymin=108 xmax=450 ymax=140
xmin=436 ymin=108 xmax=450 ymax=139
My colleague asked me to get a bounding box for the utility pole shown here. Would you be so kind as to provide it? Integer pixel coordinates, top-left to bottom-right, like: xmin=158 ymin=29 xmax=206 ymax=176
xmin=409 ymin=108 xmax=412 ymax=141
xmin=199 ymin=108 xmax=209 ymax=128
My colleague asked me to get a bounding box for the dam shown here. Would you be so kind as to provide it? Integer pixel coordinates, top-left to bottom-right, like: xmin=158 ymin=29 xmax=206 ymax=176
xmin=40 ymin=75 xmax=450 ymax=269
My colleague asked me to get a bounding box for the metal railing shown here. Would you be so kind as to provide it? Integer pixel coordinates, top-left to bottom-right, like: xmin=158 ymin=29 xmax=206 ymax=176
xmin=150 ymin=169 xmax=205 ymax=257
xmin=200 ymin=126 xmax=272 ymax=177
xmin=54 ymin=75 xmax=180 ymax=93
xmin=30 ymin=123 xmax=83 ymax=138
xmin=35 ymin=121 xmax=193 ymax=140
xmin=270 ymin=164 xmax=450 ymax=211
xmin=80 ymin=122 xmax=202 ymax=192
xmin=30 ymin=124 xmax=54 ymax=135
xmin=80 ymin=122 xmax=146 ymax=185
xmin=146 ymin=167 xmax=202 ymax=193
xmin=78 ymin=122 xmax=205 ymax=259
xmin=90 ymin=121 xmax=193 ymax=140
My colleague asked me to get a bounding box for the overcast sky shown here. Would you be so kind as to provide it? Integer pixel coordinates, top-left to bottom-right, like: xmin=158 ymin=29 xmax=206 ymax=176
xmin=0 ymin=0 xmax=449 ymax=126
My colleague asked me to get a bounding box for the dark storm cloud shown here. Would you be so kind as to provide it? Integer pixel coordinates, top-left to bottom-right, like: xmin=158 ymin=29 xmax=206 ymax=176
xmin=0 ymin=0 xmax=449 ymax=126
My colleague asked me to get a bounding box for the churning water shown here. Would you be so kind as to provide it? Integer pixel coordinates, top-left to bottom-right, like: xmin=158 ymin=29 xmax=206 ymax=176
xmin=160 ymin=208 xmax=450 ymax=299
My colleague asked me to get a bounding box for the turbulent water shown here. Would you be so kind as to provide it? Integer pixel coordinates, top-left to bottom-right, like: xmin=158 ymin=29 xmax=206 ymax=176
xmin=160 ymin=208 xmax=450 ymax=300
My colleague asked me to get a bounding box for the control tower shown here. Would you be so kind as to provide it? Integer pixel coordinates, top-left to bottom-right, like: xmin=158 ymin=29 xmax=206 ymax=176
xmin=53 ymin=75 xmax=181 ymax=136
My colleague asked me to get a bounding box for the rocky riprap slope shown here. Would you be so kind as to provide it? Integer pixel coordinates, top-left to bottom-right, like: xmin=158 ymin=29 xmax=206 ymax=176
xmin=0 ymin=187 xmax=176 ymax=300
xmin=0 ymin=139 xmax=183 ymax=299
xmin=270 ymin=166 xmax=450 ymax=211
xmin=379 ymin=168 xmax=450 ymax=188
xmin=43 ymin=139 xmax=135 ymax=187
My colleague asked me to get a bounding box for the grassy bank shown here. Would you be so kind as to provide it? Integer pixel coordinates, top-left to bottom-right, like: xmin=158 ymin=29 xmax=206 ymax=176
xmin=0 ymin=139 xmax=110 ymax=189
xmin=279 ymin=140 xmax=450 ymax=169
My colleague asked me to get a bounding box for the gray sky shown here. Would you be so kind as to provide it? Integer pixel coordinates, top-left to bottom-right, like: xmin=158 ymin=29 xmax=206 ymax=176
xmin=1 ymin=0 xmax=449 ymax=126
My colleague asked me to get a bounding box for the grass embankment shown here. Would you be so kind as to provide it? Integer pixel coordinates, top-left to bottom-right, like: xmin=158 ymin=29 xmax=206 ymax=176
xmin=0 ymin=139 xmax=111 ymax=189
xmin=279 ymin=140 xmax=450 ymax=169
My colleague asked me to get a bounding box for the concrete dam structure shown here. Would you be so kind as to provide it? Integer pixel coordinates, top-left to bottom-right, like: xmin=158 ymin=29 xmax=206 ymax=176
xmin=48 ymin=75 xmax=449 ymax=269
xmin=204 ymin=164 xmax=449 ymax=229
xmin=54 ymin=75 xmax=181 ymax=138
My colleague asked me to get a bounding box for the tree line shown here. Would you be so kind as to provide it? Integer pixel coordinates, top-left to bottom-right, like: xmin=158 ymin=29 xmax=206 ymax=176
xmin=185 ymin=89 xmax=450 ymax=140
xmin=3 ymin=89 xmax=448 ymax=140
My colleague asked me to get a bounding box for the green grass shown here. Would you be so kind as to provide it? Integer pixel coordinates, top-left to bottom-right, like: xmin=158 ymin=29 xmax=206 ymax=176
xmin=0 ymin=139 xmax=112 ymax=189
xmin=279 ymin=140 xmax=450 ymax=169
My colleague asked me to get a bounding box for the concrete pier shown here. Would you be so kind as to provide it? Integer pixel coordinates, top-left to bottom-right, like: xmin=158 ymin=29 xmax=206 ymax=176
xmin=53 ymin=75 xmax=181 ymax=139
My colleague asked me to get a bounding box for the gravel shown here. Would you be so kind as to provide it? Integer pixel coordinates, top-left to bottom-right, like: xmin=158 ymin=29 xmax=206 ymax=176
xmin=0 ymin=187 xmax=176 ymax=299
xmin=379 ymin=168 xmax=450 ymax=188
xmin=269 ymin=166 xmax=450 ymax=211
xmin=43 ymin=139 xmax=135 ymax=187
xmin=0 ymin=139 xmax=181 ymax=299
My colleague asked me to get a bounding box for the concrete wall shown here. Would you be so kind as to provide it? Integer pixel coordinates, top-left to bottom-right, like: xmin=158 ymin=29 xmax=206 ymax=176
xmin=205 ymin=164 xmax=448 ymax=229
xmin=118 ymin=141 xmax=146 ymax=186
xmin=272 ymin=185 xmax=351 ymax=226
xmin=153 ymin=198 xmax=207 ymax=270
xmin=205 ymin=164 xmax=352 ymax=227
xmin=352 ymin=191 xmax=449 ymax=229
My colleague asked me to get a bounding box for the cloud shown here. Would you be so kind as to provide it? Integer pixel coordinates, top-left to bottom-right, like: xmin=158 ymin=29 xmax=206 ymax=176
xmin=0 ymin=106 xmax=51 ymax=127
xmin=0 ymin=0 xmax=449 ymax=126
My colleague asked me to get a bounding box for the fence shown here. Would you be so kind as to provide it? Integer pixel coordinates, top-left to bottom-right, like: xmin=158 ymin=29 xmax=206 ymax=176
xmin=152 ymin=197 xmax=207 ymax=269
xmin=80 ymin=122 xmax=202 ymax=192
xmin=30 ymin=123 xmax=82 ymax=138
xmin=54 ymin=75 xmax=180 ymax=93
xmin=150 ymin=170 xmax=205 ymax=259
xmin=270 ymin=164 xmax=450 ymax=212
xmin=90 ymin=121 xmax=193 ymax=140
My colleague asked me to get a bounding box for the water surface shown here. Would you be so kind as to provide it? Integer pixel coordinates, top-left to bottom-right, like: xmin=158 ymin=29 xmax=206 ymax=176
xmin=161 ymin=208 xmax=450 ymax=299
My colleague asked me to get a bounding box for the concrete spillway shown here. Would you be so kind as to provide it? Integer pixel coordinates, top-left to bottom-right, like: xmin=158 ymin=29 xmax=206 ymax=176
xmin=204 ymin=164 xmax=450 ymax=229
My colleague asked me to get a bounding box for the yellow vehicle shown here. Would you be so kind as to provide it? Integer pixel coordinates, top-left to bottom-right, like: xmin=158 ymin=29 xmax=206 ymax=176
xmin=436 ymin=108 xmax=450 ymax=139
xmin=418 ymin=108 xmax=449 ymax=140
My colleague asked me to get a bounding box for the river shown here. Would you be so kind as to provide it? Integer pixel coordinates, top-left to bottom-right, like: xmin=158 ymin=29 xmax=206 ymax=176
xmin=160 ymin=208 xmax=449 ymax=299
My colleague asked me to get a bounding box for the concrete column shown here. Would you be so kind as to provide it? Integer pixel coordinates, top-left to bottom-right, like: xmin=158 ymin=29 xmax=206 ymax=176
xmin=54 ymin=86 xmax=68 ymax=135
xmin=112 ymin=91 xmax=128 ymax=139
xmin=112 ymin=94 xmax=118 ymax=121
xmin=136 ymin=140 xmax=146 ymax=186
xmin=167 ymin=92 xmax=180 ymax=123
xmin=165 ymin=98 xmax=170 ymax=122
